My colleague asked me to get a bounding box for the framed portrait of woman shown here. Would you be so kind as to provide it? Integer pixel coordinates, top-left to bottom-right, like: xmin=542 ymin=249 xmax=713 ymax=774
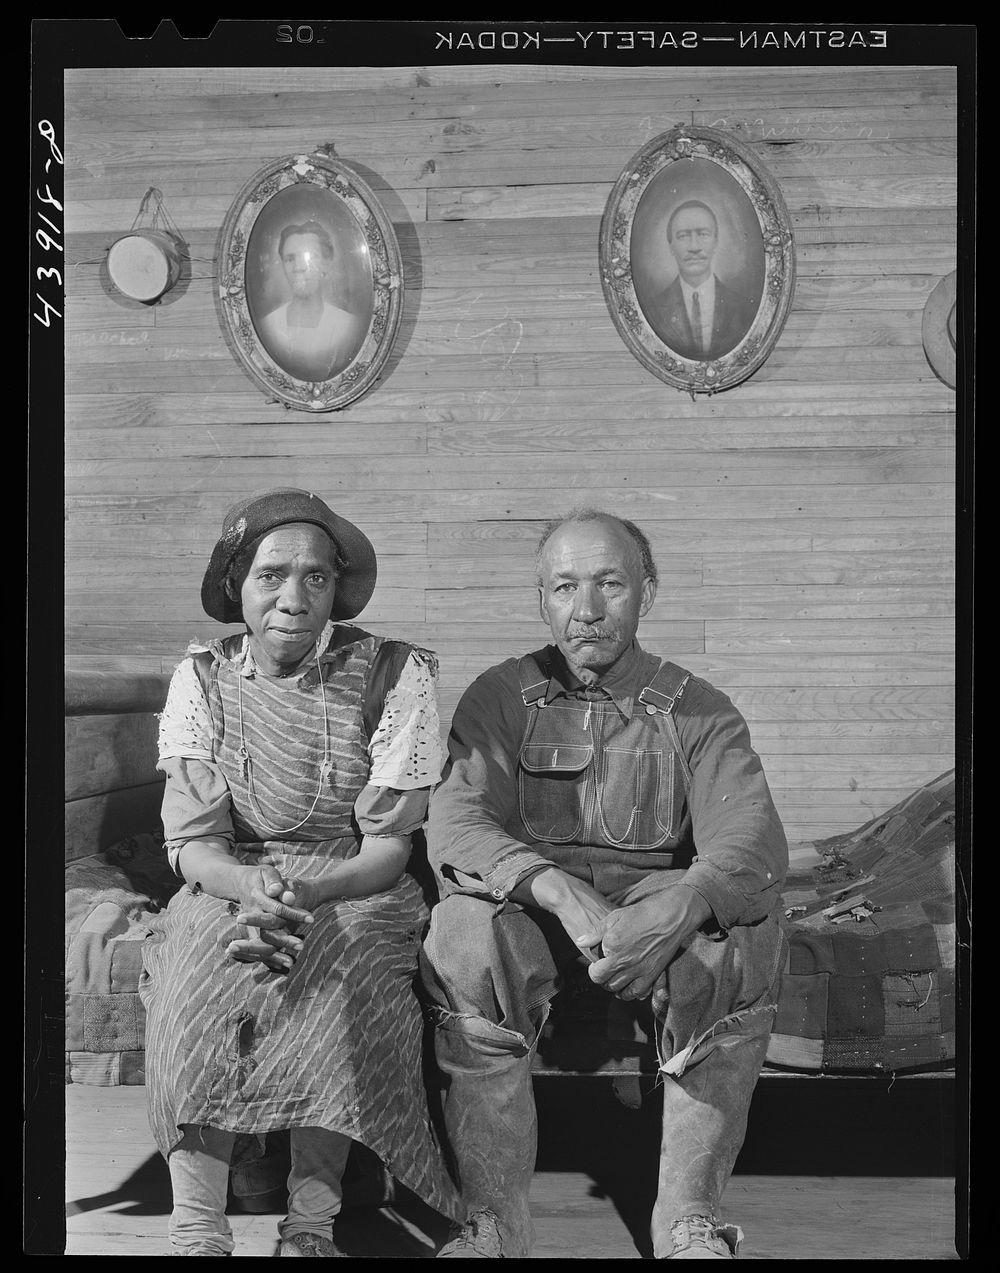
xmin=217 ymin=152 xmax=404 ymax=411
xmin=600 ymin=126 xmax=796 ymax=396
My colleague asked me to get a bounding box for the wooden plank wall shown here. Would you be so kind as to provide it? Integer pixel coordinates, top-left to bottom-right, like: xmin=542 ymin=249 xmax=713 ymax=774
xmin=64 ymin=64 xmax=957 ymax=842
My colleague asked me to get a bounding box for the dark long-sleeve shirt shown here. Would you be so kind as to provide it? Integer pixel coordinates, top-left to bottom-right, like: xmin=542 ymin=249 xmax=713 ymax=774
xmin=427 ymin=641 xmax=788 ymax=930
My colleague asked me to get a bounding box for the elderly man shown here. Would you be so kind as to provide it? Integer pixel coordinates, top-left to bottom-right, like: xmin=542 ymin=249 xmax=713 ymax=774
xmin=421 ymin=509 xmax=787 ymax=1259
xmin=645 ymin=200 xmax=756 ymax=360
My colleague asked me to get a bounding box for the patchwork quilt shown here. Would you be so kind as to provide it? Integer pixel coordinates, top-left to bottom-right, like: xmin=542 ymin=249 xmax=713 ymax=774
xmin=769 ymin=769 xmax=957 ymax=1072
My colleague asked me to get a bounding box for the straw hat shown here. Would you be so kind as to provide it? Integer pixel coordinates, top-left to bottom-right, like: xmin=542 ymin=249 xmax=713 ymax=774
xmin=921 ymin=271 xmax=957 ymax=389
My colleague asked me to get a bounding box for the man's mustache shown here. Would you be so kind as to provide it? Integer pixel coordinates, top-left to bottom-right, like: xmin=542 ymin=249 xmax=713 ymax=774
xmin=567 ymin=626 xmax=620 ymax=641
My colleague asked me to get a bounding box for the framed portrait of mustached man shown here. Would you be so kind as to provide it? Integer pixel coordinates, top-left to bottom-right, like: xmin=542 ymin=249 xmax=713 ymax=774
xmin=217 ymin=151 xmax=403 ymax=411
xmin=600 ymin=125 xmax=796 ymax=396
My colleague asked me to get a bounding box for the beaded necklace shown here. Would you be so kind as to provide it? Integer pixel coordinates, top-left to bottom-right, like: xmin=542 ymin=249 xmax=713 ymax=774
xmin=236 ymin=633 xmax=332 ymax=835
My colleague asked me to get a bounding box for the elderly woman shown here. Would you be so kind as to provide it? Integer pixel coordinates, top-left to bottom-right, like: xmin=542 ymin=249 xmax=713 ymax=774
xmin=139 ymin=489 xmax=459 ymax=1256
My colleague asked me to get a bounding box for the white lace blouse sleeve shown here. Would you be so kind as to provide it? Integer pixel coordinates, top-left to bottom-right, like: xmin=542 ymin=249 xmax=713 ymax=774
xmin=157 ymin=657 xmax=214 ymax=762
xmin=367 ymin=650 xmax=445 ymax=789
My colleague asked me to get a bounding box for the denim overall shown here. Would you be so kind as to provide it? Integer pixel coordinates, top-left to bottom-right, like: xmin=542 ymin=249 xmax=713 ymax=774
xmin=515 ymin=649 xmax=695 ymax=867
xmin=422 ymin=651 xmax=785 ymax=1257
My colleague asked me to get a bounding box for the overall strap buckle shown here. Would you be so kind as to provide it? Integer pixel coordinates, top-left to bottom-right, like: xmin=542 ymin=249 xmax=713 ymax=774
xmin=638 ymin=661 xmax=693 ymax=717
xmin=517 ymin=648 xmax=553 ymax=707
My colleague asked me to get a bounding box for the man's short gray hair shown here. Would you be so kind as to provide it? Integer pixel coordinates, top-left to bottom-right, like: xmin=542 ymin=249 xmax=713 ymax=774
xmin=534 ymin=508 xmax=658 ymax=587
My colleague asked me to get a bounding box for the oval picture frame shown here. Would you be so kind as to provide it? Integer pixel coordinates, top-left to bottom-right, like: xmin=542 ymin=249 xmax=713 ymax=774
xmin=217 ymin=152 xmax=403 ymax=411
xmin=600 ymin=125 xmax=796 ymax=396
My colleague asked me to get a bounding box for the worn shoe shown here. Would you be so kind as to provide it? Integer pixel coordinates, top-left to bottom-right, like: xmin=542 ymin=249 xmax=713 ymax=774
xmin=278 ymin=1231 xmax=345 ymax=1257
xmin=170 ymin=1247 xmax=232 ymax=1256
xmin=663 ymin=1214 xmax=742 ymax=1259
xmin=437 ymin=1208 xmax=505 ymax=1258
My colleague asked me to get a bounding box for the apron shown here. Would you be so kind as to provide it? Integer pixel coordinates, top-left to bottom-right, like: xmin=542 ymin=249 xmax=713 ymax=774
xmin=140 ymin=630 xmax=458 ymax=1218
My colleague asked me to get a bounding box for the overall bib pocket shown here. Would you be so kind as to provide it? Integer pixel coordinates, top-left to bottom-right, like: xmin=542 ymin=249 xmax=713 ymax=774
xmin=518 ymin=742 xmax=593 ymax=843
xmin=595 ymin=746 xmax=680 ymax=850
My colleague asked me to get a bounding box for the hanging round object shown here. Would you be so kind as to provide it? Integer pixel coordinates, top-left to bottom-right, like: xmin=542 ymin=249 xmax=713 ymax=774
xmin=106 ymin=229 xmax=182 ymax=302
xmin=921 ymin=270 xmax=957 ymax=389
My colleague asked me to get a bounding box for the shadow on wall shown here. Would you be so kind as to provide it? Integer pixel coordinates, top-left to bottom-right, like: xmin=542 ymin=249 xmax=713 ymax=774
xmin=338 ymin=158 xmax=423 ymax=393
xmin=745 ymin=141 xmax=823 ymax=380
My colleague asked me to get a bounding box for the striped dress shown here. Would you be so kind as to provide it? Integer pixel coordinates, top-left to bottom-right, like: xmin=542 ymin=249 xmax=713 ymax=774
xmin=139 ymin=626 xmax=459 ymax=1219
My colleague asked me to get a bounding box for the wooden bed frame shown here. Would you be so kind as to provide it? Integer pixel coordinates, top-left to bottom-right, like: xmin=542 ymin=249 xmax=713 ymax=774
xmin=65 ymin=670 xmax=173 ymax=868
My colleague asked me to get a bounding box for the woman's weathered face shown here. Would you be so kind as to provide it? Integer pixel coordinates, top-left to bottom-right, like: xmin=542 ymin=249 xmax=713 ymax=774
xmin=240 ymin=523 xmax=338 ymax=675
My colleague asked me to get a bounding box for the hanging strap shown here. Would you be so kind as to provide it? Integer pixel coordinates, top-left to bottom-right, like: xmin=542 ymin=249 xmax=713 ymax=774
xmin=129 ymin=185 xmax=184 ymax=241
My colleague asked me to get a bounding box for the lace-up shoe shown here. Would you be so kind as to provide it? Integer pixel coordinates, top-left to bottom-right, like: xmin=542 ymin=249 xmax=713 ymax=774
xmin=278 ymin=1231 xmax=345 ymax=1257
xmin=663 ymin=1214 xmax=742 ymax=1259
xmin=437 ymin=1208 xmax=505 ymax=1258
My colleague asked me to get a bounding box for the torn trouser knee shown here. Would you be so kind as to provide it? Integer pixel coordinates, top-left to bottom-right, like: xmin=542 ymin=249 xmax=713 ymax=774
xmin=656 ymin=914 xmax=786 ymax=1072
xmin=429 ymin=999 xmax=551 ymax=1058
xmin=657 ymin=999 xmax=778 ymax=1079
xmin=420 ymin=894 xmax=560 ymax=1045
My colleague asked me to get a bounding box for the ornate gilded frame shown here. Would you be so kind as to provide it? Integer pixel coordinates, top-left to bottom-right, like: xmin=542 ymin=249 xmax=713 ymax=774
xmin=600 ymin=126 xmax=796 ymax=396
xmin=217 ymin=152 xmax=403 ymax=411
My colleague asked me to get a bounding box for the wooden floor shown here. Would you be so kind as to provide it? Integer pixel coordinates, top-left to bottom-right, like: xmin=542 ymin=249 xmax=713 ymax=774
xmin=61 ymin=1083 xmax=960 ymax=1259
